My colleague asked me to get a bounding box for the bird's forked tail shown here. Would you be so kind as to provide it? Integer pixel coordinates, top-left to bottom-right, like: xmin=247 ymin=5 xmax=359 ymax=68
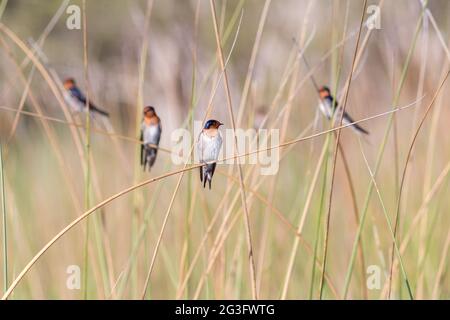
xmin=199 ymin=163 xmax=217 ymax=189
xmin=142 ymin=145 xmax=158 ymax=171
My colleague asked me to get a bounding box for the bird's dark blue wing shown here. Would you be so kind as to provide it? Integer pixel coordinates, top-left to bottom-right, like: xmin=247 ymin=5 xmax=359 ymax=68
xmin=69 ymin=87 xmax=87 ymax=104
xmin=343 ymin=111 xmax=369 ymax=135
xmin=140 ymin=129 xmax=144 ymax=166
xmin=325 ymin=95 xmax=338 ymax=111
xmin=70 ymin=86 xmax=109 ymax=117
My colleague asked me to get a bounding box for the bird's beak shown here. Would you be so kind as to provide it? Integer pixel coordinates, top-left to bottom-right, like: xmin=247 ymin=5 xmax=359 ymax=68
xmin=219 ymin=122 xmax=224 ymax=127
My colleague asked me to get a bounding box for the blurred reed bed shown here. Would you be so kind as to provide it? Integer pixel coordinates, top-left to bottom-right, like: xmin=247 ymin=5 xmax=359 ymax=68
xmin=0 ymin=0 xmax=449 ymax=299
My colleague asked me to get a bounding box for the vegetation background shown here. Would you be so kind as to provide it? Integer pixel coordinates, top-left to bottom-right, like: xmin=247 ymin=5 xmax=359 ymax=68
xmin=0 ymin=0 xmax=449 ymax=299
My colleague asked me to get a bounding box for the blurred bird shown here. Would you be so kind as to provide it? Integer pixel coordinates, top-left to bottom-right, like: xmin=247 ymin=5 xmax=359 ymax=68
xmin=140 ymin=106 xmax=162 ymax=171
xmin=197 ymin=119 xmax=223 ymax=189
xmin=318 ymin=86 xmax=369 ymax=135
xmin=63 ymin=78 xmax=109 ymax=117
xmin=253 ymin=105 xmax=267 ymax=131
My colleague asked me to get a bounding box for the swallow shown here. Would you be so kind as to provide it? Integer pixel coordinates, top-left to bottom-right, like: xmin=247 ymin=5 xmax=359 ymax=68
xmin=197 ymin=119 xmax=223 ymax=189
xmin=318 ymin=86 xmax=369 ymax=135
xmin=140 ymin=106 xmax=162 ymax=171
xmin=63 ymin=78 xmax=109 ymax=117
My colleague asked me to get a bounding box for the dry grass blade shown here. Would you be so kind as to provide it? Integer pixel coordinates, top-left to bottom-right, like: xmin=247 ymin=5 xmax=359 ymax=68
xmin=0 ymin=99 xmax=422 ymax=300
xmin=0 ymin=142 xmax=7 ymax=294
xmin=209 ymin=0 xmax=258 ymax=300
xmin=387 ymin=69 xmax=450 ymax=299
xmin=4 ymin=0 xmax=450 ymax=301
xmin=235 ymin=0 xmax=271 ymax=127
xmin=81 ymin=0 xmax=92 ymax=300
xmin=319 ymin=0 xmax=367 ymax=299
xmin=6 ymin=0 xmax=68 ymax=142
xmin=0 ymin=105 xmax=172 ymax=152
xmin=379 ymin=157 xmax=450 ymax=298
xmin=140 ymin=3 xmax=243 ymax=299
xmin=342 ymin=2 xmax=427 ymax=298
xmin=6 ymin=66 xmax=36 ymax=144
xmin=358 ymin=138 xmax=413 ymax=299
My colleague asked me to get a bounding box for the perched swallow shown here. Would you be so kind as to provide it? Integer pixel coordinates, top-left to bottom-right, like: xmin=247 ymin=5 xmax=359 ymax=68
xmin=140 ymin=106 xmax=162 ymax=171
xmin=63 ymin=78 xmax=109 ymax=117
xmin=197 ymin=119 xmax=223 ymax=189
xmin=318 ymin=86 xmax=369 ymax=135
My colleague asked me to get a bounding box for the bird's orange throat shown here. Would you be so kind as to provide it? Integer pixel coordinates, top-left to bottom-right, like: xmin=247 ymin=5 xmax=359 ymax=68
xmin=203 ymin=127 xmax=219 ymax=137
xmin=64 ymin=81 xmax=74 ymax=90
xmin=319 ymin=90 xmax=330 ymax=99
xmin=144 ymin=115 xmax=159 ymax=125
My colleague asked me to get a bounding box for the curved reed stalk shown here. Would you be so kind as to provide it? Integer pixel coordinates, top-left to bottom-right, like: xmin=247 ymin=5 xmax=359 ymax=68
xmin=7 ymin=0 xmax=69 ymax=142
xmin=319 ymin=0 xmax=367 ymax=299
xmin=380 ymin=157 xmax=450 ymax=298
xmin=209 ymin=0 xmax=258 ymax=300
xmin=342 ymin=2 xmax=427 ymax=298
xmin=0 ymin=99 xmax=422 ymax=300
xmin=358 ymin=138 xmax=413 ymax=298
xmin=139 ymin=7 xmax=244 ymax=299
xmin=387 ymin=69 xmax=450 ymax=299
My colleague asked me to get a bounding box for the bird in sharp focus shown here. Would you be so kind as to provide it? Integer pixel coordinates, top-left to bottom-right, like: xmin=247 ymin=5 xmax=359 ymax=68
xmin=197 ymin=119 xmax=223 ymax=189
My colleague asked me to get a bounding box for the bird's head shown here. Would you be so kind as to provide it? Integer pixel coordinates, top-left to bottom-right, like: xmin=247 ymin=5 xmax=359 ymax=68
xmin=204 ymin=119 xmax=223 ymax=130
xmin=143 ymin=106 xmax=156 ymax=117
xmin=63 ymin=78 xmax=76 ymax=90
xmin=318 ymin=86 xmax=331 ymax=99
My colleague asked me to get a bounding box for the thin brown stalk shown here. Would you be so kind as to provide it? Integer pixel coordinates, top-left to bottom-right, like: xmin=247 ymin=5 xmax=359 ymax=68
xmin=192 ymin=182 xmax=341 ymax=299
xmin=140 ymin=164 xmax=186 ymax=299
xmin=209 ymin=0 xmax=258 ymax=300
xmin=0 ymin=105 xmax=172 ymax=152
xmin=6 ymin=66 xmax=35 ymax=144
xmin=319 ymin=0 xmax=367 ymax=299
xmin=81 ymin=0 xmax=92 ymax=299
xmin=190 ymin=125 xmax=342 ymax=299
xmin=416 ymin=86 xmax=445 ymax=298
xmin=130 ymin=0 xmax=153 ymax=297
xmin=0 ymin=36 xmax=108 ymax=296
xmin=1 ymin=100 xmax=422 ymax=300
xmin=235 ymin=0 xmax=271 ymax=127
xmin=281 ymin=135 xmax=328 ymax=299
xmin=380 ymin=158 xmax=450 ymax=298
xmin=140 ymin=3 xmax=244 ymax=298
xmin=234 ymin=2 xmax=273 ymax=294
xmin=387 ymin=69 xmax=450 ymax=299
xmin=7 ymin=0 xmax=69 ymax=142
xmin=18 ymin=0 xmax=69 ymax=69
xmin=178 ymin=123 xmax=313 ymax=299
xmin=0 ymin=23 xmax=87 ymax=188
xmin=0 ymin=37 xmax=82 ymax=214
xmin=330 ymin=0 xmax=367 ymax=298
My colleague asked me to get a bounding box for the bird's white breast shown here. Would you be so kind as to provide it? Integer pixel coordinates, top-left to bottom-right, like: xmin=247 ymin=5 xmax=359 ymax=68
xmin=64 ymin=91 xmax=84 ymax=113
xmin=198 ymin=131 xmax=222 ymax=162
xmin=142 ymin=124 xmax=161 ymax=145
xmin=319 ymin=100 xmax=333 ymax=120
